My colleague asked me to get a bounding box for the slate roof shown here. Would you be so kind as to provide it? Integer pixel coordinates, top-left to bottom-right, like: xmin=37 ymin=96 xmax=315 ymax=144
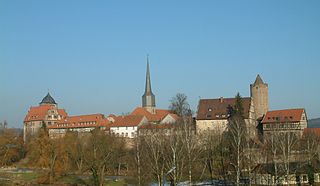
xmin=40 ymin=93 xmax=57 ymax=105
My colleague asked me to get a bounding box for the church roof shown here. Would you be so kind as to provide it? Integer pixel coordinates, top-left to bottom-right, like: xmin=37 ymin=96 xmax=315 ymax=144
xmin=40 ymin=93 xmax=57 ymax=105
xmin=196 ymin=97 xmax=252 ymax=120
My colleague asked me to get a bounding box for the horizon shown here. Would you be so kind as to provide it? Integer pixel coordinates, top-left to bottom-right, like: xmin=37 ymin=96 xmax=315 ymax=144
xmin=1 ymin=0 xmax=320 ymax=128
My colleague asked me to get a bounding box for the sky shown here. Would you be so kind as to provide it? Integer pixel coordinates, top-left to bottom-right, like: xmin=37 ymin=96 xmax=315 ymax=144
xmin=1 ymin=0 xmax=320 ymax=128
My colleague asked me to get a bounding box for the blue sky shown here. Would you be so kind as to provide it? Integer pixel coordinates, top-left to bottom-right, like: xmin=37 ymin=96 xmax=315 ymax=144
xmin=1 ymin=0 xmax=319 ymax=128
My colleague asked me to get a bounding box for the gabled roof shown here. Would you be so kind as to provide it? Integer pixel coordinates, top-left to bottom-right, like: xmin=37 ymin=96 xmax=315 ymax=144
xmin=261 ymin=108 xmax=305 ymax=124
xmin=40 ymin=93 xmax=57 ymax=105
xmin=109 ymin=115 xmax=146 ymax=127
xmin=131 ymin=107 xmax=172 ymax=122
xmin=24 ymin=105 xmax=67 ymax=122
xmin=196 ymin=97 xmax=251 ymax=120
xmin=48 ymin=114 xmax=109 ymax=129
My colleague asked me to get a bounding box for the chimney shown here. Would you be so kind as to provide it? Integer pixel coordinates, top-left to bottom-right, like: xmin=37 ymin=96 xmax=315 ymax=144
xmin=220 ymin=97 xmax=224 ymax=103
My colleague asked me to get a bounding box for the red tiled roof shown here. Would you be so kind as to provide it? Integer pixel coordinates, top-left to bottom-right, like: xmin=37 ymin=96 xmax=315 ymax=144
xmin=131 ymin=107 xmax=172 ymax=122
xmin=47 ymin=114 xmax=110 ymax=129
xmin=262 ymin=108 xmax=305 ymax=124
xmin=24 ymin=105 xmax=67 ymax=122
xmin=196 ymin=97 xmax=251 ymax=120
xmin=303 ymin=128 xmax=320 ymax=136
xmin=109 ymin=115 xmax=146 ymax=127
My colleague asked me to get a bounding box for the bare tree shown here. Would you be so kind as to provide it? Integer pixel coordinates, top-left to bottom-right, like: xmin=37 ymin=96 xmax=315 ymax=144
xmin=169 ymin=93 xmax=192 ymax=117
xmin=143 ymin=132 xmax=166 ymax=186
xmin=278 ymin=132 xmax=299 ymax=184
xmin=227 ymin=114 xmax=246 ymax=186
xmin=264 ymin=132 xmax=281 ymax=185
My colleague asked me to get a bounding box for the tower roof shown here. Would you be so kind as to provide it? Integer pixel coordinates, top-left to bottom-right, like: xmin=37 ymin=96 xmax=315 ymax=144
xmin=253 ymin=74 xmax=264 ymax=85
xmin=144 ymin=57 xmax=153 ymax=95
xmin=40 ymin=93 xmax=57 ymax=105
xmin=142 ymin=56 xmax=156 ymax=108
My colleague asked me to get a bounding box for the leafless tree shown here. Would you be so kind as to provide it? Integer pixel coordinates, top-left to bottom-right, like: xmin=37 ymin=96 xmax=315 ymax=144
xmin=227 ymin=114 xmax=246 ymax=186
xmin=278 ymin=132 xmax=299 ymax=184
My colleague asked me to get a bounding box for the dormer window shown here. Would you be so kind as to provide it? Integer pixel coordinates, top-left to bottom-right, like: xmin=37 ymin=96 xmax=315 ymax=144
xmin=206 ymin=114 xmax=212 ymax=118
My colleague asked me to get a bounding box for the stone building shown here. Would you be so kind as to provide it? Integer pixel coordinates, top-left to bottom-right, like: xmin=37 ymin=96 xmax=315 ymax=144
xmin=196 ymin=75 xmax=267 ymax=134
xmin=23 ymin=93 xmax=67 ymax=142
xmin=250 ymin=74 xmax=269 ymax=119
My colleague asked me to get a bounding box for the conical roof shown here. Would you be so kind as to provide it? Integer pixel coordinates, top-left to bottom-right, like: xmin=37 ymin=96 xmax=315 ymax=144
xmin=40 ymin=93 xmax=57 ymax=105
xmin=253 ymin=74 xmax=264 ymax=85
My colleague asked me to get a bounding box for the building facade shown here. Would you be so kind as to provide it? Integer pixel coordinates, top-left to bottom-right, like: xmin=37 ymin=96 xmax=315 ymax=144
xmin=261 ymin=108 xmax=308 ymax=136
xmin=196 ymin=75 xmax=266 ymax=135
xmin=47 ymin=114 xmax=110 ymax=138
xmin=23 ymin=93 xmax=67 ymax=142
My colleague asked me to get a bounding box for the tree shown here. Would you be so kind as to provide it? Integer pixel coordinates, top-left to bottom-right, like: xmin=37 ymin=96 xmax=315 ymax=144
xmin=0 ymin=129 xmax=24 ymax=166
xmin=142 ymin=132 xmax=166 ymax=186
xmin=84 ymin=129 xmax=125 ymax=186
xmin=278 ymin=132 xmax=299 ymax=184
xmin=264 ymin=132 xmax=281 ymax=185
xmin=169 ymin=93 xmax=192 ymax=117
xmin=227 ymin=93 xmax=246 ymax=186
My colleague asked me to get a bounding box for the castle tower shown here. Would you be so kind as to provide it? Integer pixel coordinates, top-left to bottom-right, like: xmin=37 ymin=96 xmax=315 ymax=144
xmin=142 ymin=57 xmax=156 ymax=113
xmin=250 ymin=74 xmax=269 ymax=119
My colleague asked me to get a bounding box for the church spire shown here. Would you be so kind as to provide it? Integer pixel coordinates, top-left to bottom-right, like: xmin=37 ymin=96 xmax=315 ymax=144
xmin=142 ymin=56 xmax=156 ymax=110
xmin=145 ymin=56 xmax=152 ymax=94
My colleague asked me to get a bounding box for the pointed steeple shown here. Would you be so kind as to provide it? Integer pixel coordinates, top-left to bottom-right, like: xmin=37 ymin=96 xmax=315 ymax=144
xmin=145 ymin=56 xmax=153 ymax=94
xmin=253 ymin=74 xmax=264 ymax=85
xmin=142 ymin=56 xmax=156 ymax=108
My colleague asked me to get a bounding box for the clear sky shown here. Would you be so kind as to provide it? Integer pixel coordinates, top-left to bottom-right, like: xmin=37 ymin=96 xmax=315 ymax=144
xmin=1 ymin=0 xmax=319 ymax=128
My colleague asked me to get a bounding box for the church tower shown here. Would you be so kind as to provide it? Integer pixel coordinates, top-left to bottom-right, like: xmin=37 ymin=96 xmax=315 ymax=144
xmin=142 ymin=57 xmax=156 ymax=114
xmin=250 ymin=74 xmax=269 ymax=119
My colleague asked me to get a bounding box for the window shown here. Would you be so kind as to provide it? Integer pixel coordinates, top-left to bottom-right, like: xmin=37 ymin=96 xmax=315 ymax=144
xmin=206 ymin=114 xmax=212 ymax=118
xmin=208 ymin=108 xmax=212 ymax=112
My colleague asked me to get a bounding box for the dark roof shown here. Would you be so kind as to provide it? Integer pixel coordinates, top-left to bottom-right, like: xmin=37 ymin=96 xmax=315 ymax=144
xmin=196 ymin=97 xmax=251 ymax=120
xmin=40 ymin=93 xmax=57 ymax=105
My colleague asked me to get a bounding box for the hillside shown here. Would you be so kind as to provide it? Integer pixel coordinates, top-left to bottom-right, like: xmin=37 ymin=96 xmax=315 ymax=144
xmin=308 ymin=118 xmax=320 ymax=128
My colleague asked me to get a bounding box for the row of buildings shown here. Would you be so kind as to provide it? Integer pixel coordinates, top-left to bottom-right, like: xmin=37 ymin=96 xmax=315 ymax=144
xmin=24 ymin=60 xmax=311 ymax=142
